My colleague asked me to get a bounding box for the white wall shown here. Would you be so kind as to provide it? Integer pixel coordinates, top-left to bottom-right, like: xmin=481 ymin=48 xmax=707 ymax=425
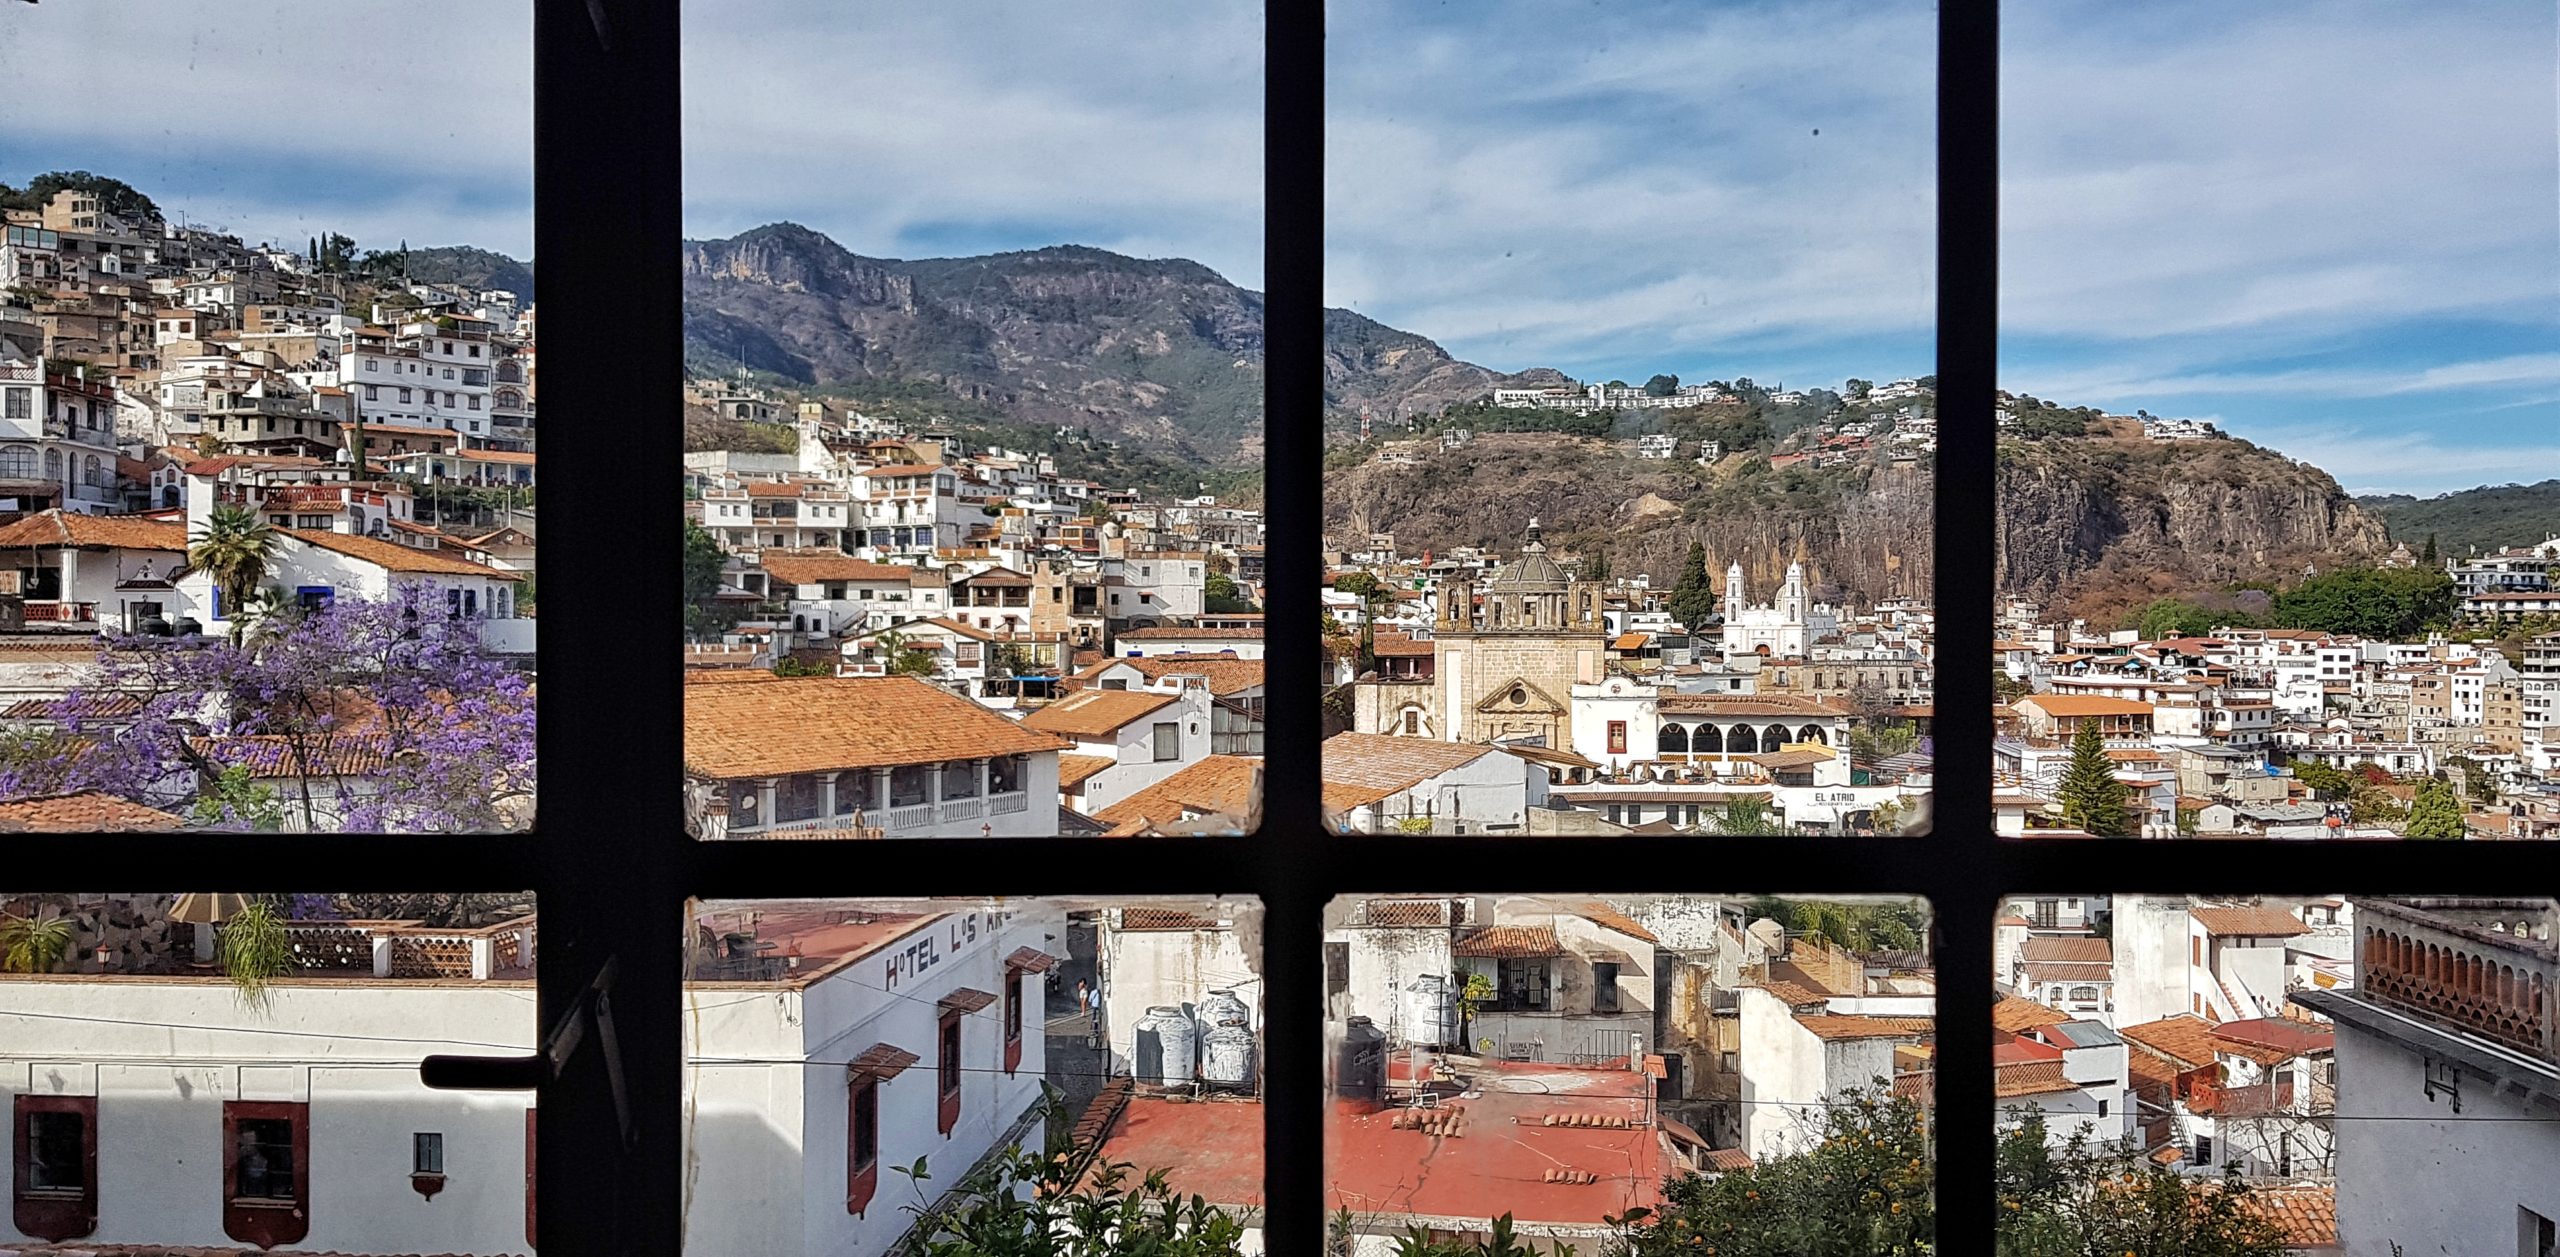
xmin=1333 ymin=924 xmax=1457 ymax=1049
xmin=1097 ymin=919 xmax=1260 ymax=1081
xmin=683 ymin=909 xmax=1052 ymax=1257
xmin=1736 ymin=986 xmax=1829 ymax=1163
xmin=2110 ymin=895 xmax=2200 ymax=1027
xmin=2331 ymin=1025 xmax=2560 ymax=1256
xmin=1 ymin=977 xmax=535 ymax=1254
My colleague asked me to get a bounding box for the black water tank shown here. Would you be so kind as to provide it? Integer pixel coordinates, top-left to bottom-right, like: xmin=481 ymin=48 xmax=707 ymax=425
xmin=1337 ymin=1015 xmax=1386 ymax=1100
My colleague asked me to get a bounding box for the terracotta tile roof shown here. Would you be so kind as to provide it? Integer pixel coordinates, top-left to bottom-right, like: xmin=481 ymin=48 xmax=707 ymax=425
xmin=2189 ymin=906 xmax=2308 ymax=937
xmin=0 ymin=508 xmax=188 ymax=552
xmin=1452 ymin=924 xmax=1563 ymax=957
xmin=3 ymin=693 xmax=143 ymax=720
xmin=2211 ymin=1018 xmax=2333 ymax=1063
xmin=2021 ymin=961 xmax=2113 ymax=984
xmin=1575 ymin=902 xmax=1659 ymax=943
xmin=1119 ymin=907 xmax=1217 ymax=931
xmin=1700 ymin=1147 xmax=1756 ymax=1173
xmin=1611 ymin=632 xmax=1651 ymax=651
xmin=1995 ymin=1058 xmax=2077 ymax=1098
xmin=1091 ymin=755 xmax=1259 ymax=831
xmin=187 ymin=735 xmax=394 ymax=779
xmin=2119 ymin=1014 xmax=2223 ymax=1069
xmin=1020 ymin=689 xmax=1176 ymax=738
xmin=1794 ymin=1015 xmax=1935 ymax=1042
xmin=760 ymin=550 xmax=917 ymax=585
xmin=1118 ymin=625 xmax=1264 ymax=642
xmin=1365 ymin=899 xmax=1451 ymax=927
xmin=1368 ymin=632 xmax=1435 ymax=657
xmin=742 ymin=478 xmax=833 ymax=497
xmin=684 ymin=676 xmax=1070 ymax=778
xmin=1992 ymin=996 xmax=2073 ymax=1034
xmin=2126 ymin=1049 xmax=2180 ymax=1092
xmin=1655 ymin=693 xmax=1852 ymax=718
xmin=285 ymin=528 xmax=520 ymax=579
xmin=1057 ymin=753 xmax=1115 ymax=791
xmin=847 ymin=1042 xmax=922 ymax=1083
xmin=938 ymin=987 xmax=998 ymax=1014
xmin=1756 ymin=979 xmax=1830 ymax=1009
xmin=2015 ymin=695 xmax=2154 ymax=716
xmin=2230 ymin=1183 xmax=2337 ymax=1249
xmin=2020 ymin=936 xmax=2112 ymax=964
xmin=1004 ymin=946 xmax=1061 ymax=973
xmin=1073 ymin=655 xmax=1266 ymax=697
xmin=1320 ymin=732 xmax=1503 ymax=807
xmin=0 ymin=791 xmax=184 ymax=831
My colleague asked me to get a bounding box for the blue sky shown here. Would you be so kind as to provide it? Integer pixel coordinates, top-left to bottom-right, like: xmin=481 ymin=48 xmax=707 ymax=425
xmin=681 ymin=2 xmax=1265 ymax=289
xmin=1332 ymin=0 xmax=2559 ymax=496
xmin=0 ymin=2 xmax=532 ymax=259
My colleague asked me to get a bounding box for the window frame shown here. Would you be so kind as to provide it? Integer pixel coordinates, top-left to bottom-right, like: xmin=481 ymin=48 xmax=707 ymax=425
xmin=0 ymin=6 xmax=2538 ymax=1257
xmin=221 ymin=1099 xmax=310 ymax=1248
xmin=12 ymin=1094 xmax=97 ymax=1242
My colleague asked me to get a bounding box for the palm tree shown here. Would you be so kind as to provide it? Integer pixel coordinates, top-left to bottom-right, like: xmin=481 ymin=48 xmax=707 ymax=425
xmin=189 ymin=503 xmax=277 ymax=643
xmin=0 ymin=910 xmax=74 ymax=974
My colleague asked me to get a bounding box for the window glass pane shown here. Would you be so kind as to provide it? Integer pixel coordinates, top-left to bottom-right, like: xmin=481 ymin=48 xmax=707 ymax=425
xmin=1324 ymin=0 xmax=1937 ymax=836
xmin=683 ymin=896 xmax=1263 ymax=1253
xmin=1321 ymin=893 xmax=1932 ymax=1247
xmin=1997 ymin=3 xmax=2560 ymax=835
xmin=1989 ymin=894 xmax=2556 ymax=1252
xmin=681 ymin=3 xmax=1266 ymax=838
xmin=0 ymin=2 xmax=536 ymax=833
xmin=0 ymin=890 xmax=535 ymax=1249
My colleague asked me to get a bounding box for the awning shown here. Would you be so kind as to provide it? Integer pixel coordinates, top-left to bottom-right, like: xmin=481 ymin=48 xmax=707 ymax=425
xmin=846 ymin=1043 xmax=920 ymax=1085
xmin=938 ymin=987 xmax=998 ymax=1014
xmin=1575 ymin=944 xmax=1636 ymax=967
xmin=1004 ymin=946 xmax=1062 ymax=974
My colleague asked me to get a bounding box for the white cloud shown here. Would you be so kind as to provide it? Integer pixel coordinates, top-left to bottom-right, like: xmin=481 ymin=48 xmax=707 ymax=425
xmin=681 ymin=1 xmax=1264 ymax=286
xmin=2236 ymin=424 xmax=2560 ymax=496
xmin=0 ymin=2 xmax=532 ymax=253
xmin=2011 ymin=353 xmax=2560 ymax=407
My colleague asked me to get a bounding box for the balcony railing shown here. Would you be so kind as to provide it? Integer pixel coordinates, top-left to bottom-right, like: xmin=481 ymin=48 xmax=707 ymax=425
xmin=2357 ymin=897 xmax=2558 ymax=1062
xmin=20 ymin=601 xmax=96 ymax=624
xmin=719 ymin=789 xmax=1036 ymax=838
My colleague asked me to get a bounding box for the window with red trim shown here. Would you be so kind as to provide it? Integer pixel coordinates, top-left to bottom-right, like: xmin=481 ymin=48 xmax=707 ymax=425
xmin=222 ymin=1100 xmax=310 ymax=1249
xmin=846 ymin=1079 xmax=880 ymax=1215
xmin=937 ymin=1012 xmax=963 ymax=1135
xmin=1003 ymin=967 xmax=1025 ymax=1076
xmin=13 ymin=1094 xmax=97 ymax=1242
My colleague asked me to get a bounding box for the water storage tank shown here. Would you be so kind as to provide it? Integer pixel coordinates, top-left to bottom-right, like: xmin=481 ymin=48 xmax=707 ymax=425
xmin=1401 ymin=974 xmax=1455 ymax=1048
xmin=1200 ymin=988 xmax=1250 ymax=1031
xmin=1201 ymin=1019 xmax=1255 ymax=1088
xmin=1134 ymin=1005 xmax=1196 ymax=1085
xmin=1336 ymin=1015 xmax=1386 ymax=1100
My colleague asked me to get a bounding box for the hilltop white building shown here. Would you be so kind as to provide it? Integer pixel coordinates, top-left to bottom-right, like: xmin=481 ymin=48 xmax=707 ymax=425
xmin=1719 ymin=561 xmax=1840 ymax=659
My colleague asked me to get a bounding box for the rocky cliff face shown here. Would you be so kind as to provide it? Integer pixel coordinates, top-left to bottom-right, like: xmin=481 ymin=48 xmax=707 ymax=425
xmin=1996 ymin=436 xmax=2388 ymax=623
xmin=1330 ymin=431 xmax=2389 ymax=625
xmin=682 ymin=224 xmax=1557 ymax=466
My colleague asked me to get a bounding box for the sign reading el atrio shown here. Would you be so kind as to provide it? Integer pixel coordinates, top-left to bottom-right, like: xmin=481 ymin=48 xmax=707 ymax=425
xmin=882 ymin=911 xmax=1011 ymax=990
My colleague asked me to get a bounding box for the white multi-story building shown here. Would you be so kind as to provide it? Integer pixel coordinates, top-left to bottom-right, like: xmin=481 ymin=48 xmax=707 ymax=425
xmin=1720 ymin=561 xmax=1840 ymax=658
xmin=0 ymin=358 xmax=126 ymax=516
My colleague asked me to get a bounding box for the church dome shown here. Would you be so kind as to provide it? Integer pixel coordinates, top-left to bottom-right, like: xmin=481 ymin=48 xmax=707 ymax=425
xmin=1487 ymin=517 xmax=1569 ymax=589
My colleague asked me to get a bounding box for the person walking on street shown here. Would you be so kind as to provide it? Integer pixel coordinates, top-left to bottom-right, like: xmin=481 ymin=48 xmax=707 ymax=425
xmin=1075 ymin=979 xmax=1087 ymax=1016
xmin=1085 ymin=981 xmax=1103 ymax=1046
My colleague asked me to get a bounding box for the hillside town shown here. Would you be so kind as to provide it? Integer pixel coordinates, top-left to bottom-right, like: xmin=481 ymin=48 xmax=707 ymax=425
xmin=0 ymin=181 xmax=535 ymax=831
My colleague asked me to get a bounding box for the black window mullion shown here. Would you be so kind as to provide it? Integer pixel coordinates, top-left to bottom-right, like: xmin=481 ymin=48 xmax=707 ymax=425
xmin=1935 ymin=0 xmax=2001 ymax=1249
xmin=533 ymin=0 xmax=687 ymax=1253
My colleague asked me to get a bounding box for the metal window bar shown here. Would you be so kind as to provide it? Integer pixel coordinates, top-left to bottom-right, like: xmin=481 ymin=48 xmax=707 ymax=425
xmin=0 ymin=3 xmax=2549 ymax=1257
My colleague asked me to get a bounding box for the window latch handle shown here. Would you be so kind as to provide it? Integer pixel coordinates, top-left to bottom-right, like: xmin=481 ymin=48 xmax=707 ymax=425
xmin=420 ymin=956 xmax=633 ymax=1149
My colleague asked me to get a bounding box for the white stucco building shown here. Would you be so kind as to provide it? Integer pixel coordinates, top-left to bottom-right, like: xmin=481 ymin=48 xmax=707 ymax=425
xmin=1719 ymin=560 xmax=1840 ymax=659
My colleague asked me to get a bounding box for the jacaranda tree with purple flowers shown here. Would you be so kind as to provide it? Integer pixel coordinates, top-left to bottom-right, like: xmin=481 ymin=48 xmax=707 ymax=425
xmin=0 ymin=582 xmax=535 ymax=832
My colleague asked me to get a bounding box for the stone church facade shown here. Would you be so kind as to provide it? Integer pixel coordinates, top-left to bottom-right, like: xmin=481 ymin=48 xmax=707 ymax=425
xmin=1432 ymin=521 xmax=1610 ymax=747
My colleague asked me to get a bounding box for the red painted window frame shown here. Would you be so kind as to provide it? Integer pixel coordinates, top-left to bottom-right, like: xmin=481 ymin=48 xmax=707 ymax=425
xmin=1607 ymin=720 xmax=1627 ymax=755
xmin=936 ymin=1011 xmax=963 ymax=1135
xmin=1003 ymin=965 xmax=1026 ymax=1076
xmin=846 ymin=1078 xmax=880 ymax=1215
xmin=221 ymin=1099 xmax=310 ymax=1249
xmin=12 ymin=1094 xmax=98 ymax=1242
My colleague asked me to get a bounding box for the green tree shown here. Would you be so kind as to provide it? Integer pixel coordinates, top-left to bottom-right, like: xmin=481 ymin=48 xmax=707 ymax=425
xmin=1586 ymin=550 xmax=1611 ymax=583
xmin=1204 ymin=571 xmax=1258 ymax=613
xmin=2272 ymin=566 xmax=2455 ymax=639
xmin=2136 ymin=598 xmax=2254 ymax=640
xmin=1618 ymin=1084 xmax=1930 ymax=1257
xmin=1336 ymin=571 xmax=1385 ymax=673
xmin=1644 ymin=373 xmax=1679 ymax=397
xmin=2056 ymin=718 xmax=2133 ymax=838
xmin=13 ymin=170 xmax=163 ymax=224
xmin=1844 ymin=378 xmax=1873 ymax=399
xmin=2404 ymin=777 xmax=2466 ymax=840
xmin=1667 ymin=541 xmax=1716 ymax=631
xmin=1992 ymin=670 xmax=2032 ymax=704
xmin=772 ymin=656 xmax=833 ymax=678
xmin=2420 ymin=533 xmax=2438 ymax=565
xmin=873 ymin=629 xmax=938 ymax=678
xmin=189 ymin=503 xmax=277 ymax=644
xmin=1995 ymin=1112 xmax=2286 ymax=1257
xmin=888 ymin=1085 xmax=1248 ymax=1256
xmin=1848 ymin=718 xmax=1919 ymax=763
xmin=1708 ymin=794 xmax=1779 ymax=835
xmin=190 ymin=764 xmax=286 ymax=832
xmin=682 ymin=516 xmax=728 ymax=635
